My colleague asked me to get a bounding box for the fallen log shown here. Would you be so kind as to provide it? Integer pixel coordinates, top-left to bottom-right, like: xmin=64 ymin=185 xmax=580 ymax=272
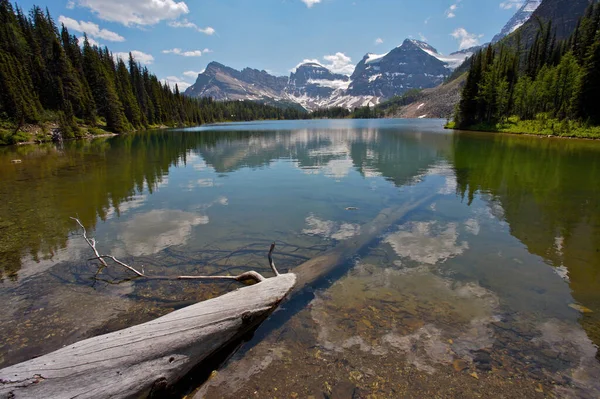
xmin=0 ymin=273 xmax=296 ymax=399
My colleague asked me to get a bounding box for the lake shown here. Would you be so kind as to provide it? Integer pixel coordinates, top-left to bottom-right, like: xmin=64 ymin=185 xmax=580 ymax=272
xmin=1 ymin=119 xmax=599 ymax=398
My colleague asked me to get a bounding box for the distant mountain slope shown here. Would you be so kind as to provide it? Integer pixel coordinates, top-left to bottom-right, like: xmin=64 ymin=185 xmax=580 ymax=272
xmin=184 ymin=39 xmax=470 ymax=111
xmin=389 ymin=74 xmax=467 ymax=119
xmin=506 ymin=0 xmax=592 ymax=46
xmin=184 ymin=62 xmax=288 ymax=101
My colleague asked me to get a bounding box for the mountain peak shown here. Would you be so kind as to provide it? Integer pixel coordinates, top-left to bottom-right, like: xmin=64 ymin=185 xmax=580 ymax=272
xmin=492 ymin=0 xmax=542 ymax=43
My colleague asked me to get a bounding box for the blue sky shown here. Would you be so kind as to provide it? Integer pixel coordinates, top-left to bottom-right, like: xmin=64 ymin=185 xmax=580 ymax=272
xmin=17 ymin=0 xmax=526 ymax=89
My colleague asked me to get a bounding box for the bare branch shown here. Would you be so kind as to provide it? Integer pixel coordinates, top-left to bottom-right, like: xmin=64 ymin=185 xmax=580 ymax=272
xmin=70 ymin=217 xmax=108 ymax=268
xmin=71 ymin=217 xmax=271 ymax=285
xmin=268 ymin=243 xmax=280 ymax=276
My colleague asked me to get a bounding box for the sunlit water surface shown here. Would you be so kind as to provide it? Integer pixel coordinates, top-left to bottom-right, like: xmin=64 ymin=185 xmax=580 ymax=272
xmin=0 ymin=119 xmax=599 ymax=398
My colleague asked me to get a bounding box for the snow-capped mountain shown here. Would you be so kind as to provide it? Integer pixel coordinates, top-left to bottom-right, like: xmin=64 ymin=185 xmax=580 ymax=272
xmin=492 ymin=0 xmax=542 ymax=43
xmin=347 ymin=39 xmax=470 ymax=98
xmin=184 ymin=39 xmax=470 ymax=111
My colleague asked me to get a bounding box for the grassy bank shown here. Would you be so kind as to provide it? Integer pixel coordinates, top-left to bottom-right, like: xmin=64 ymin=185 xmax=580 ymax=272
xmin=0 ymin=119 xmax=172 ymax=146
xmin=446 ymin=115 xmax=600 ymax=139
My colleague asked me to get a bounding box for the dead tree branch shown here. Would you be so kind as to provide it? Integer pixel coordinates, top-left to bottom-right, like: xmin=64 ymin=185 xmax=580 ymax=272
xmin=71 ymin=217 xmax=279 ymax=284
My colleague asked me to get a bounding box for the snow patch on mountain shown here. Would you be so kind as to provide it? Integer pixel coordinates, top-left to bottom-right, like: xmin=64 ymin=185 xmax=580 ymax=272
xmin=492 ymin=0 xmax=542 ymax=43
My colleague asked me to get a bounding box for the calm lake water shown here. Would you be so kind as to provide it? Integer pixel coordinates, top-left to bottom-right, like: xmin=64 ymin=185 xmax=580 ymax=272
xmin=1 ymin=119 xmax=599 ymax=398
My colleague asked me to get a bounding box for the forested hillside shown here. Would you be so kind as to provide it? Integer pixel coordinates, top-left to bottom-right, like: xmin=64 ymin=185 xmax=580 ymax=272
xmin=0 ymin=0 xmax=305 ymax=145
xmin=453 ymin=2 xmax=600 ymax=137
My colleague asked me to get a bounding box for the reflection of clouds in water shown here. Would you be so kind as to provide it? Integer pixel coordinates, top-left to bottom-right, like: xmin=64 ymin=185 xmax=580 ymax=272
xmin=382 ymin=325 xmax=452 ymax=374
xmin=154 ymin=175 xmax=169 ymax=190
xmin=297 ymin=158 xmax=354 ymax=179
xmin=185 ymin=178 xmax=221 ymax=191
xmin=324 ymin=158 xmax=353 ymax=179
xmin=438 ymin=175 xmax=457 ymax=195
xmin=192 ymin=160 xmax=208 ymax=171
xmin=105 ymin=195 xmax=146 ymax=220
xmin=118 ymin=210 xmax=209 ymax=256
xmin=464 ymin=218 xmax=480 ymax=235
xmin=385 ymin=221 xmax=469 ymax=265
xmin=17 ymin=237 xmax=90 ymax=282
xmin=310 ymin=266 xmax=500 ymax=373
xmin=302 ymin=214 xmax=360 ymax=240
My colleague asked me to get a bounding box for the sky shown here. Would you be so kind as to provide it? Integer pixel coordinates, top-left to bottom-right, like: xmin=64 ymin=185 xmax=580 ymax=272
xmin=16 ymin=0 xmax=528 ymax=90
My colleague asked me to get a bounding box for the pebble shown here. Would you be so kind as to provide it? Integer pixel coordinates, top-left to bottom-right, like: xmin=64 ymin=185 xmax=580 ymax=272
xmin=453 ymin=359 xmax=468 ymax=372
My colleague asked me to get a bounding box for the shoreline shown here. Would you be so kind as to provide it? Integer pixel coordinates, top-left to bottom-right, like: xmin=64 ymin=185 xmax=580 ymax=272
xmin=444 ymin=121 xmax=600 ymax=141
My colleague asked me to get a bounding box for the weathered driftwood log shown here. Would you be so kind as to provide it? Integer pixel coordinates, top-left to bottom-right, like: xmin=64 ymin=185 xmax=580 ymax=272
xmin=0 ymin=273 xmax=296 ymax=399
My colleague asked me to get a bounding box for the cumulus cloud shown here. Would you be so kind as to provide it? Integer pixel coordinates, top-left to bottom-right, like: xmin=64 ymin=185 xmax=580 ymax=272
xmin=183 ymin=70 xmax=204 ymax=78
xmin=294 ymin=52 xmax=355 ymax=75
xmin=162 ymin=48 xmax=203 ymax=57
xmin=375 ymin=37 xmax=384 ymax=45
xmin=168 ymin=19 xmax=215 ymax=35
xmin=451 ymin=28 xmax=483 ymax=50
xmin=301 ymin=0 xmax=322 ymax=8
xmin=446 ymin=4 xmax=457 ymax=18
xmin=162 ymin=75 xmax=192 ymax=90
xmin=114 ymin=50 xmax=154 ymax=65
xmin=73 ymin=0 xmax=189 ymax=26
xmin=77 ymin=36 xmax=100 ymax=47
xmin=500 ymin=0 xmax=524 ymax=10
xmin=59 ymin=15 xmax=125 ymax=41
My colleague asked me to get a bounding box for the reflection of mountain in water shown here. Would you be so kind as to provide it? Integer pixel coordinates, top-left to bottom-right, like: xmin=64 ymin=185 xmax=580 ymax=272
xmin=195 ymin=127 xmax=451 ymax=186
xmin=452 ymin=131 xmax=600 ymax=347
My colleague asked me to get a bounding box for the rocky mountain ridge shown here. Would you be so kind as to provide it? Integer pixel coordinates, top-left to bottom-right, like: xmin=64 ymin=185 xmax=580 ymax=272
xmin=184 ymin=39 xmax=471 ymax=111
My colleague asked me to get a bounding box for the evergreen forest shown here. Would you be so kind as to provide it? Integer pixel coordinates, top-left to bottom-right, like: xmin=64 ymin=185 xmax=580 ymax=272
xmin=453 ymin=3 xmax=600 ymax=136
xmin=0 ymin=0 xmax=307 ymax=144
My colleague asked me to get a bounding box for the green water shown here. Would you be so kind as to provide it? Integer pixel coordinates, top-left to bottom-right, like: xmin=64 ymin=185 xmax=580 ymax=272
xmin=0 ymin=119 xmax=599 ymax=397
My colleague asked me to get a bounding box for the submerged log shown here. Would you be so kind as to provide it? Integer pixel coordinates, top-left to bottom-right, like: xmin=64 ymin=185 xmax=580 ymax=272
xmin=293 ymin=194 xmax=436 ymax=290
xmin=0 ymin=273 xmax=296 ymax=399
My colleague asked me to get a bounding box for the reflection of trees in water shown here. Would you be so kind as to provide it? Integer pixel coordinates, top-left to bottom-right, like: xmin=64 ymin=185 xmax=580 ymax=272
xmin=451 ymin=131 xmax=600 ymax=346
xmin=0 ymin=132 xmax=204 ymax=280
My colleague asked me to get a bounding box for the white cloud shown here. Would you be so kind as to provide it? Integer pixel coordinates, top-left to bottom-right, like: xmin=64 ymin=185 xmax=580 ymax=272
xmin=77 ymin=36 xmax=100 ymax=47
xmin=451 ymin=28 xmax=483 ymax=50
xmin=66 ymin=0 xmax=75 ymax=9
xmin=301 ymin=0 xmax=322 ymax=8
xmin=323 ymin=53 xmax=354 ymax=75
xmin=293 ymin=52 xmax=355 ymax=75
xmin=168 ymin=19 xmax=215 ymax=35
xmin=446 ymin=4 xmax=457 ymax=18
xmin=329 ymin=56 xmax=354 ymax=75
xmin=202 ymin=48 xmax=213 ymax=53
xmin=183 ymin=70 xmax=204 ymax=78
xmin=74 ymin=0 xmax=189 ymax=26
xmin=419 ymin=32 xmax=428 ymax=42
xmin=162 ymin=76 xmax=192 ymax=91
xmin=500 ymin=0 xmax=524 ymax=10
xmin=162 ymin=48 xmax=203 ymax=57
xmin=375 ymin=37 xmax=384 ymax=45
xmin=59 ymin=15 xmax=125 ymax=41
xmin=114 ymin=50 xmax=154 ymax=65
